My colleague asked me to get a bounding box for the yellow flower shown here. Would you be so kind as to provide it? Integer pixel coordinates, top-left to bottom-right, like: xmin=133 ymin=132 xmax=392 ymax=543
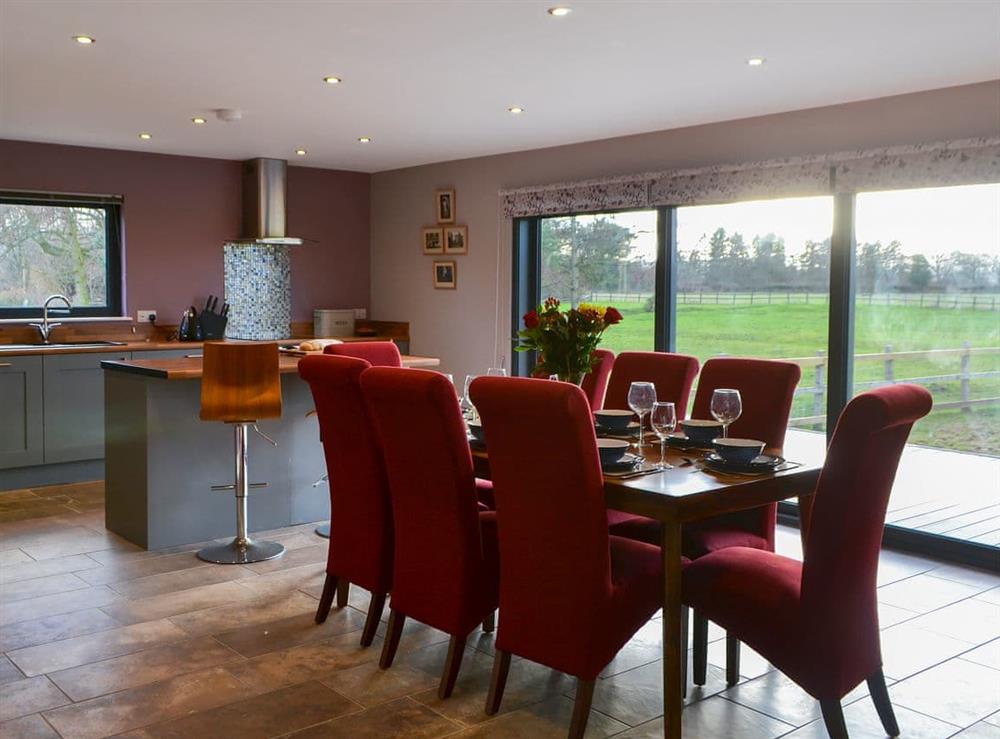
xmin=577 ymin=303 xmax=606 ymax=318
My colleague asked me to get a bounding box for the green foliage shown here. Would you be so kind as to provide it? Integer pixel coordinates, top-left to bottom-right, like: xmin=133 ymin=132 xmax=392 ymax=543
xmin=541 ymin=216 xmax=635 ymax=305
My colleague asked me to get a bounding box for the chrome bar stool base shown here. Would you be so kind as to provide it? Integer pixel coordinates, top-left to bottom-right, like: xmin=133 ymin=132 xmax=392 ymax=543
xmin=315 ymin=523 xmax=331 ymax=538
xmin=197 ymin=538 xmax=285 ymax=565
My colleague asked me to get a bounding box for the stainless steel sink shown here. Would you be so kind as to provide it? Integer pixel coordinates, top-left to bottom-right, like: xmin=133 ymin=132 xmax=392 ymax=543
xmin=1 ymin=340 xmax=128 ymax=350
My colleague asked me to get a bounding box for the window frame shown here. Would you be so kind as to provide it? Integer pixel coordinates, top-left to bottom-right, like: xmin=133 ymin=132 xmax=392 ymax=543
xmin=0 ymin=192 xmax=124 ymax=319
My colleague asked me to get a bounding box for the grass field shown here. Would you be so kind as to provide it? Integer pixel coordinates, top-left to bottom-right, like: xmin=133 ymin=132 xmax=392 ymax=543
xmin=594 ymin=298 xmax=1000 ymax=455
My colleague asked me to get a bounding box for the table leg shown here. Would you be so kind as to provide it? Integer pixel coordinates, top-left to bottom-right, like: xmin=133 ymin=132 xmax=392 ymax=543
xmin=661 ymin=520 xmax=683 ymax=739
xmin=798 ymin=493 xmax=815 ymax=555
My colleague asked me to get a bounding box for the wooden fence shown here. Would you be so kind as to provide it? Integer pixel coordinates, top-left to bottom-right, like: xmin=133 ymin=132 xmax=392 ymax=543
xmin=586 ymin=291 xmax=1000 ymax=310
xmin=787 ymin=344 xmax=1000 ymax=426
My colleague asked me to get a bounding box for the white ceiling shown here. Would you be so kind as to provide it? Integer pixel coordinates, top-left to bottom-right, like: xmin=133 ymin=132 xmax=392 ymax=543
xmin=1 ymin=1 xmax=998 ymax=173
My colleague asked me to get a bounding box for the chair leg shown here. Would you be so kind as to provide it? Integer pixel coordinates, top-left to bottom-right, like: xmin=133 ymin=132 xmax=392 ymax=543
xmin=336 ymin=579 xmax=350 ymax=608
xmin=482 ymin=610 xmax=496 ymax=634
xmin=315 ymin=574 xmax=337 ymax=624
xmin=379 ymin=608 xmax=406 ymax=669
xmin=485 ymin=649 xmax=511 ymax=715
xmin=725 ymin=632 xmax=740 ymax=687
xmin=680 ymin=606 xmax=688 ymax=699
xmin=569 ymin=678 xmax=596 ymax=739
xmin=820 ymin=699 xmax=849 ymax=739
xmin=867 ymin=668 xmax=899 ymax=737
xmin=360 ymin=591 xmax=386 ymax=647
xmin=693 ymin=610 xmax=708 ymax=686
xmin=438 ymin=635 xmax=467 ymax=699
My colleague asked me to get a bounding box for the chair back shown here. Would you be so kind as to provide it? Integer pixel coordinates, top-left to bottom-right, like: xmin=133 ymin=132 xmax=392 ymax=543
xmin=801 ymin=384 xmax=932 ymax=695
xmin=360 ymin=367 xmax=492 ymax=636
xmin=471 ymin=376 xmax=615 ymax=672
xmin=580 ymin=349 xmax=615 ymax=410
xmin=200 ymin=341 xmax=281 ymax=422
xmin=691 ymin=357 xmax=801 ymax=448
xmin=298 ymin=355 xmax=394 ymax=593
xmin=603 ymin=351 xmax=700 ymax=418
xmin=325 ymin=341 xmax=401 ymax=367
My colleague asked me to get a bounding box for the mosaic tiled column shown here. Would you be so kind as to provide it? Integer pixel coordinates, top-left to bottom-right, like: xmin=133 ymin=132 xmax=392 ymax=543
xmin=223 ymin=243 xmax=291 ymax=340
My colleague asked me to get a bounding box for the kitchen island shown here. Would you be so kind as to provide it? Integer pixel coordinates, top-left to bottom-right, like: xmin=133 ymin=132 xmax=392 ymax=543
xmin=102 ymin=352 xmax=439 ymax=549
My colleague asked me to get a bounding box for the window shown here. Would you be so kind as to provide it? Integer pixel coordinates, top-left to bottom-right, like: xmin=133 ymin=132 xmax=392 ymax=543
xmin=675 ymin=196 xmax=834 ymax=430
xmin=539 ymin=210 xmax=658 ymax=354
xmin=0 ymin=193 xmax=123 ymax=318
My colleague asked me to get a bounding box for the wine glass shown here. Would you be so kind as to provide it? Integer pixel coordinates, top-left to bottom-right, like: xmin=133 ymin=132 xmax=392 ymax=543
xmin=710 ymin=388 xmax=742 ymax=438
xmin=487 ymin=367 xmax=507 ymax=377
xmin=650 ymin=402 xmax=677 ymax=470
xmin=548 ymin=374 xmax=560 ymax=381
xmin=462 ymin=374 xmax=478 ymax=421
xmin=627 ymin=381 xmax=657 ymax=449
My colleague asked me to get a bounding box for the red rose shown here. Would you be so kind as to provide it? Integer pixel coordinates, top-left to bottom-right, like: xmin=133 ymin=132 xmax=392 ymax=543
xmin=523 ymin=310 xmax=540 ymax=329
xmin=605 ymin=306 xmax=623 ymax=325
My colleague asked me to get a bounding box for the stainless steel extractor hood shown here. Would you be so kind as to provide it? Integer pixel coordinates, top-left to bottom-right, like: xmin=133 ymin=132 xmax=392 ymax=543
xmin=228 ymin=158 xmax=305 ymax=245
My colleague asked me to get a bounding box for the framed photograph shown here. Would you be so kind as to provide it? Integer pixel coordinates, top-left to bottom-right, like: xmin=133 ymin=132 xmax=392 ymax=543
xmin=436 ymin=189 xmax=456 ymax=224
xmin=422 ymin=227 xmax=444 ymax=254
xmin=444 ymin=225 xmax=468 ymax=254
xmin=433 ymin=260 xmax=457 ymax=289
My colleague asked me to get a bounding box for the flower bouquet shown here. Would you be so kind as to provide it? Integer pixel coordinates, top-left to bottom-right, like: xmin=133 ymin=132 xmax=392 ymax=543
xmin=516 ymin=297 xmax=623 ymax=384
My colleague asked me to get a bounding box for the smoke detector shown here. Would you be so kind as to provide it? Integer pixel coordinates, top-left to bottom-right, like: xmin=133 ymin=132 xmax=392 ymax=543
xmin=214 ymin=108 xmax=243 ymax=122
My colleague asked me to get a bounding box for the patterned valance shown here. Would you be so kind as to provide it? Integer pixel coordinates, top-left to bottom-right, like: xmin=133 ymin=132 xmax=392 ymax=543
xmin=499 ymin=137 xmax=1000 ymax=217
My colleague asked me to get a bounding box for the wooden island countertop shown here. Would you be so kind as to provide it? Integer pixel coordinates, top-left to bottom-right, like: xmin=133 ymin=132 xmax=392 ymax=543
xmin=101 ymin=352 xmax=440 ymax=379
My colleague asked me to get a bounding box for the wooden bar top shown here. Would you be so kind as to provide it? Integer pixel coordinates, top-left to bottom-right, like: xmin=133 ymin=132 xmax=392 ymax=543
xmin=0 ymin=335 xmax=401 ymax=357
xmin=101 ymin=353 xmax=440 ymax=379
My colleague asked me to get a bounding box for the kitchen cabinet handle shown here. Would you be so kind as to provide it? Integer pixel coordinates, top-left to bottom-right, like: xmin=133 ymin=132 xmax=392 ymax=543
xmin=0 ymin=362 xmax=11 ymax=368
xmin=184 ymin=354 xmax=203 ymax=358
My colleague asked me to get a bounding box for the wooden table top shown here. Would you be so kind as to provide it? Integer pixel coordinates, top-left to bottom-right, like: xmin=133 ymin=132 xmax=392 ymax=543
xmin=101 ymin=353 xmax=440 ymax=379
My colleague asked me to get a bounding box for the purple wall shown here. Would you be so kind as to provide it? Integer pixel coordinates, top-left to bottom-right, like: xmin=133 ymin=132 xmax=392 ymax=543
xmin=0 ymin=140 xmax=370 ymax=323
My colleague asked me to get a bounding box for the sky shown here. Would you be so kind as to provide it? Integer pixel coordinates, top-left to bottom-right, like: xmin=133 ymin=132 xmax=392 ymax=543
xmin=571 ymin=183 xmax=1000 ymax=262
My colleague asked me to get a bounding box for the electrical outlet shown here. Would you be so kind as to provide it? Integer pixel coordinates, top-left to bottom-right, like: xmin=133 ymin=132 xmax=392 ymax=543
xmin=137 ymin=310 xmax=157 ymax=323
xmin=353 ymin=308 xmax=367 ymax=320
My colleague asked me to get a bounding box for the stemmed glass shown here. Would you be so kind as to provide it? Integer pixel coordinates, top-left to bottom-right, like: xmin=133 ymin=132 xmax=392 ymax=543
xmin=462 ymin=374 xmax=478 ymax=421
xmin=627 ymin=381 xmax=657 ymax=449
xmin=710 ymin=388 xmax=742 ymax=438
xmin=487 ymin=367 xmax=507 ymax=377
xmin=651 ymin=402 xmax=677 ymax=470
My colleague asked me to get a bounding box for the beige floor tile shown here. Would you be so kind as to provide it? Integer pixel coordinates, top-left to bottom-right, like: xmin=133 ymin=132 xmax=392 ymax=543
xmin=321 ymin=658 xmax=440 ymax=707
xmin=926 ymin=564 xmax=1000 ymax=590
xmin=877 ymin=601 xmax=920 ymax=628
xmin=451 ymin=695 xmax=629 ymax=738
xmin=878 ymin=573 xmax=988 ymax=613
xmin=0 ymin=654 xmax=25 ymax=686
xmin=168 ymin=590 xmax=319 ymax=637
xmin=705 ymin=637 xmax=772 ymax=681
xmin=0 ymin=548 xmax=33 ymax=566
xmin=0 ymin=713 xmax=61 ymax=738
xmin=907 ymin=597 xmax=1000 ymax=645
xmin=875 ymin=551 xmax=936 ymax=588
xmin=100 ymin=580 xmax=258 ymax=625
xmin=0 ymin=607 xmax=121 ymax=652
xmin=225 ymin=630 xmax=382 ymax=693
xmin=951 ymin=722 xmax=1000 ymax=738
xmin=0 ymin=571 xmax=90 ymax=604
xmin=600 ymin=619 xmax=662 ymax=678
xmin=976 ymin=588 xmax=1000 ymax=606
xmin=18 ymin=527 xmax=138 ymax=561
xmin=724 ymin=668 xmax=875 ymax=727
xmin=108 ymin=561 xmax=257 ymax=599
xmin=138 ymin=680 xmax=360 ymax=739
xmin=232 ymin=561 xmax=327 ymax=599
xmin=8 ymin=618 xmax=188 ymax=676
xmin=0 ymin=676 xmax=69 ymax=722
xmin=890 ymin=658 xmax=1000 ymax=728
xmin=779 ymin=699 xmax=960 ymax=738
xmin=213 ymin=606 xmax=366 ymax=658
xmin=0 ymin=553 xmax=98 ymax=584
xmin=613 ymin=695 xmax=793 ymax=738
xmin=0 ymin=585 xmax=122 ymax=627
xmin=42 ymin=666 xmax=251 ymax=739
xmin=48 ymin=635 xmax=243 ymax=701
xmin=240 ymin=543 xmax=328 ymax=574
xmin=879 ymin=623 xmax=978 ymax=681
xmin=961 ymin=639 xmax=1000 ymax=671
xmin=75 ymin=551 xmax=208 ymax=586
xmin=284 ymin=696 xmax=461 ymax=738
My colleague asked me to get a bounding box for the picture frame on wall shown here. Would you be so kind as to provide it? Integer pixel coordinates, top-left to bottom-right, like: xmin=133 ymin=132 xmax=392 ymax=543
xmin=444 ymin=225 xmax=468 ymax=255
xmin=433 ymin=260 xmax=457 ymax=289
xmin=436 ymin=189 xmax=456 ymax=224
xmin=422 ymin=227 xmax=444 ymax=254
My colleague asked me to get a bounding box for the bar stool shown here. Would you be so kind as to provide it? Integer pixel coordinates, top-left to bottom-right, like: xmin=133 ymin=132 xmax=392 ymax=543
xmin=197 ymin=341 xmax=286 ymax=564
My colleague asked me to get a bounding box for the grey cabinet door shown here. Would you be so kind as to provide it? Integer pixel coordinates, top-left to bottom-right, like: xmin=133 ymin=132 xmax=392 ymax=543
xmin=43 ymin=352 xmax=129 ymax=463
xmin=0 ymin=356 xmax=44 ymax=469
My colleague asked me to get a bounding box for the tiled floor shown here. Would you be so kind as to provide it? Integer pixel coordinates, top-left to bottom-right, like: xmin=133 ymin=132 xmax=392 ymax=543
xmin=0 ymin=481 xmax=998 ymax=738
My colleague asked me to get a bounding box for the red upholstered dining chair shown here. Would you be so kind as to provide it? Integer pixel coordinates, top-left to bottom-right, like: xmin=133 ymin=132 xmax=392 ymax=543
xmin=325 ymin=340 xmax=402 ymax=367
xmin=682 ymin=384 xmax=932 ymax=739
xmin=580 ymin=349 xmax=615 ymax=410
xmin=360 ymin=367 xmax=499 ymax=699
xmin=602 ymin=351 xmax=700 ymax=418
xmin=298 ymin=355 xmax=392 ymax=647
xmin=610 ymin=355 xmax=801 ymax=685
xmin=470 ymin=376 xmax=665 ymax=739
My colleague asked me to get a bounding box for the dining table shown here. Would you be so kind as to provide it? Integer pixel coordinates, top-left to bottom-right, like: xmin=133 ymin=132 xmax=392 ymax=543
xmin=471 ymin=427 xmax=827 ymax=739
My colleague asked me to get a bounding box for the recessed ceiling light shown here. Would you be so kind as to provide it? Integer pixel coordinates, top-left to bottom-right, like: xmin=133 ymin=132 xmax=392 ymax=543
xmin=357 ymin=137 xmax=372 ymax=144
xmin=191 ymin=117 xmax=206 ymax=125
xmin=547 ymin=6 xmax=571 ymax=16
xmin=295 ymin=148 xmax=307 ymax=156
xmin=72 ymin=35 xmax=96 ymax=45
xmin=322 ymin=76 xmax=342 ymax=85
xmin=138 ymin=132 xmax=152 ymax=140
xmin=507 ymin=106 xmax=524 ymax=114
xmin=747 ymin=57 xmax=766 ymax=66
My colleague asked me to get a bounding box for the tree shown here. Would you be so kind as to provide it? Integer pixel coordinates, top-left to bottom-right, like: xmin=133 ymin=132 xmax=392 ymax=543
xmin=906 ymin=254 xmax=933 ymax=290
xmin=540 ymin=216 xmax=635 ymax=305
xmin=797 ymin=239 xmax=830 ymax=291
